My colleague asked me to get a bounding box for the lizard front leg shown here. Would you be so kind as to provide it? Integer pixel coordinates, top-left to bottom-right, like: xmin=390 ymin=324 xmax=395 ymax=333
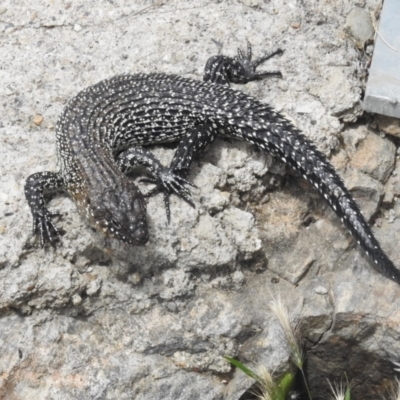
xmin=116 ymin=122 xmax=218 ymax=222
xmin=116 ymin=146 xmax=196 ymax=223
xmin=24 ymin=171 xmax=65 ymax=247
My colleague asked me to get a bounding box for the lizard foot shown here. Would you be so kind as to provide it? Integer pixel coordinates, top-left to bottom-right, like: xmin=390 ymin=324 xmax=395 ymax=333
xmin=32 ymin=209 xmax=61 ymax=248
xmin=141 ymin=168 xmax=196 ymax=223
xmin=233 ymin=41 xmax=284 ymax=83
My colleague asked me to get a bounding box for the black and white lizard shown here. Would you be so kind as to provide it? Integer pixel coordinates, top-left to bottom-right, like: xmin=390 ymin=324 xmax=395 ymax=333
xmin=24 ymin=43 xmax=400 ymax=284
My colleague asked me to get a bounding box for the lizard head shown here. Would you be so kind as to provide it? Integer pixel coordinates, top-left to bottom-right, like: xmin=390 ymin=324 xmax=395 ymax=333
xmin=83 ymin=180 xmax=149 ymax=245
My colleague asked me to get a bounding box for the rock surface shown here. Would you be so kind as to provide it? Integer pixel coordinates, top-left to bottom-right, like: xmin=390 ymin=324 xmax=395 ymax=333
xmin=377 ymin=114 xmax=400 ymax=138
xmin=1 ymin=1 xmax=399 ymax=399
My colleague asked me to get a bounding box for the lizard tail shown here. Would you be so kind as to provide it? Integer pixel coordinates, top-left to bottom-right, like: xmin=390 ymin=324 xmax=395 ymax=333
xmin=237 ymin=120 xmax=400 ymax=284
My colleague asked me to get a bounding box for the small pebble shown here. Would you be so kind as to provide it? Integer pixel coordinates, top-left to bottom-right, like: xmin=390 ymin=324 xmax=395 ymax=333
xmin=260 ymin=193 xmax=270 ymax=204
xmin=5 ymin=86 xmax=14 ymax=95
xmin=345 ymin=8 xmax=374 ymax=48
xmin=72 ymin=293 xmax=82 ymax=306
xmin=315 ymin=286 xmax=328 ymax=295
xmin=32 ymin=115 xmax=43 ymax=126
xmin=86 ymin=279 xmax=102 ymax=296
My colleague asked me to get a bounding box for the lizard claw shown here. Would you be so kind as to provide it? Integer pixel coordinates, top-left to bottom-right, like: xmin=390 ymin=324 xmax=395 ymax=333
xmin=32 ymin=209 xmax=61 ymax=248
xmin=141 ymin=167 xmax=196 ymax=222
xmin=233 ymin=42 xmax=284 ymax=83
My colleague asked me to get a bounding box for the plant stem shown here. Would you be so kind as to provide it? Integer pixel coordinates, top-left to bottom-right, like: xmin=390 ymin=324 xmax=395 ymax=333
xmin=300 ymin=368 xmax=312 ymax=400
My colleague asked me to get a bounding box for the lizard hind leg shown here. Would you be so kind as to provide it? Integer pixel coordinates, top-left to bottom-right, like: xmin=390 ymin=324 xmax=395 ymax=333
xmin=203 ymin=41 xmax=284 ymax=85
xmin=231 ymin=41 xmax=284 ymax=83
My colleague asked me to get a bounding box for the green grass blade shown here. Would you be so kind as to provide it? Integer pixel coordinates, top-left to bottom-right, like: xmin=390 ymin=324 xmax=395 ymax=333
xmin=344 ymin=386 xmax=351 ymax=400
xmin=271 ymin=372 xmax=295 ymax=400
xmin=224 ymin=356 xmax=263 ymax=383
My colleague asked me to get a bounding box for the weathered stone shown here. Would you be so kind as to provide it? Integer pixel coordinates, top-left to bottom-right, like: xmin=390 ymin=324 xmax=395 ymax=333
xmin=377 ymin=114 xmax=400 ymax=138
xmin=1 ymin=1 xmax=398 ymax=400
xmin=383 ymin=162 xmax=400 ymax=204
xmin=342 ymin=168 xmax=384 ymax=219
xmin=346 ymin=128 xmax=396 ymax=183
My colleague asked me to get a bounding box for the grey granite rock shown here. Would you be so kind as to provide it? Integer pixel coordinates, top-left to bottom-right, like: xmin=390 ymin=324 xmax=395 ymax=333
xmin=1 ymin=1 xmax=399 ymax=399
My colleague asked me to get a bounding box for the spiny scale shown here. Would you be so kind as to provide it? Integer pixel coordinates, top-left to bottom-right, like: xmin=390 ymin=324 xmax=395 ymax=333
xmin=24 ymin=43 xmax=400 ymax=285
